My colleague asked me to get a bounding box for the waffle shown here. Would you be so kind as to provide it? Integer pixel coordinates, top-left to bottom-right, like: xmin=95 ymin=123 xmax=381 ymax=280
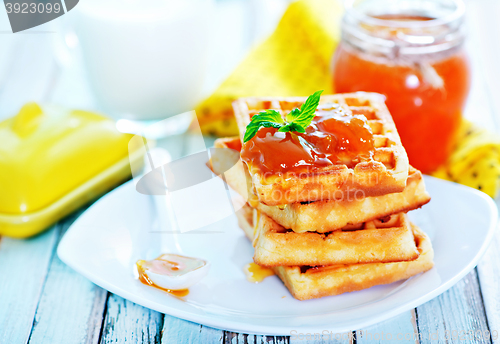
xmin=252 ymin=208 xmax=419 ymax=267
xmin=211 ymin=137 xmax=430 ymax=233
xmin=236 ymin=204 xmax=434 ymax=301
xmin=233 ymin=92 xmax=410 ymax=206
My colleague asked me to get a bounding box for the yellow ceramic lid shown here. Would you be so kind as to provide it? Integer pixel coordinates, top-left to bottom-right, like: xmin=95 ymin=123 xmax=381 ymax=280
xmin=0 ymin=103 xmax=134 ymax=215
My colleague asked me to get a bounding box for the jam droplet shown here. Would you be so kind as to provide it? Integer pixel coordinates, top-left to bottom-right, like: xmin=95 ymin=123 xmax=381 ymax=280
xmin=243 ymin=263 xmax=274 ymax=283
xmin=137 ymin=262 xmax=189 ymax=297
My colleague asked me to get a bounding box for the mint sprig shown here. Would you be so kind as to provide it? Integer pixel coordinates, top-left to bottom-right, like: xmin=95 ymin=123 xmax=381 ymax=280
xmin=243 ymin=90 xmax=323 ymax=143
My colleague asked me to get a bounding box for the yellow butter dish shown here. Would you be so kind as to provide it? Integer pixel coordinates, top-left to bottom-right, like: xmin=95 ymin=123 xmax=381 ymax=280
xmin=0 ymin=103 xmax=142 ymax=238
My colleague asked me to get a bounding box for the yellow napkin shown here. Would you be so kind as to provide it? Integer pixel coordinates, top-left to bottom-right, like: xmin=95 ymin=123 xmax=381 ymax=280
xmin=432 ymin=120 xmax=500 ymax=198
xmin=195 ymin=0 xmax=344 ymax=136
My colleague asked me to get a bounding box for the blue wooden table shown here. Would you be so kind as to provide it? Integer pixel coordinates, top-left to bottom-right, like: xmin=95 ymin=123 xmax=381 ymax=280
xmin=1 ymin=0 xmax=500 ymax=343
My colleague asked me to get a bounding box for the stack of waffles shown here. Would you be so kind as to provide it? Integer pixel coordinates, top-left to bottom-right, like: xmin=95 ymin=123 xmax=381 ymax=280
xmin=210 ymin=92 xmax=434 ymax=300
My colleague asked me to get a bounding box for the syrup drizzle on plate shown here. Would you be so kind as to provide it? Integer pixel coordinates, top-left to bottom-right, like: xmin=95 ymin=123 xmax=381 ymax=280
xmin=244 ymin=262 xmax=274 ymax=283
xmin=136 ymin=253 xmax=209 ymax=297
xmin=137 ymin=264 xmax=189 ymax=297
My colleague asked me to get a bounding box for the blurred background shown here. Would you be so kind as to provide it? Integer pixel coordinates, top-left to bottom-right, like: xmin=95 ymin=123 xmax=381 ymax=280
xmin=0 ymin=0 xmax=496 ymax=129
xmin=0 ymin=0 xmax=290 ymax=121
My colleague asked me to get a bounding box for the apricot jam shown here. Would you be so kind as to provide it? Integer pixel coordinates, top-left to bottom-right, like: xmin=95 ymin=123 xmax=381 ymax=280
xmin=243 ymin=263 xmax=274 ymax=283
xmin=333 ymin=1 xmax=470 ymax=173
xmin=137 ymin=268 xmax=189 ymax=297
xmin=135 ymin=254 xmax=208 ymax=297
xmin=240 ymin=105 xmax=374 ymax=176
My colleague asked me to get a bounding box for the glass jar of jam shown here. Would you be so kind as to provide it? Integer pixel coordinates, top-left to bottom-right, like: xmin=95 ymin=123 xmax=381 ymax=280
xmin=333 ymin=0 xmax=470 ymax=173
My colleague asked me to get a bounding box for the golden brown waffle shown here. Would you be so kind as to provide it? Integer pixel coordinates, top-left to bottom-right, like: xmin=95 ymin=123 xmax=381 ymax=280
xmin=236 ymin=205 xmax=434 ymax=301
xmin=212 ymin=137 xmax=430 ymax=233
xmin=233 ymin=92 xmax=410 ymax=206
xmin=252 ymin=208 xmax=419 ymax=267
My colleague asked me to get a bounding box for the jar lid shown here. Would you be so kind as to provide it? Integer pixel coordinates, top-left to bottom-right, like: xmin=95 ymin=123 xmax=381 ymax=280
xmin=342 ymin=0 xmax=466 ymax=56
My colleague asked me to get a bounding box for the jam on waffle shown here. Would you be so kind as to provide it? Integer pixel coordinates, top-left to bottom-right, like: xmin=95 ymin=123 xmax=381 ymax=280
xmin=233 ymin=92 xmax=409 ymax=206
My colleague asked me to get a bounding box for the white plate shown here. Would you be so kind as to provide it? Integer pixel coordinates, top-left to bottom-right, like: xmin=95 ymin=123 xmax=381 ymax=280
xmin=57 ymin=176 xmax=497 ymax=335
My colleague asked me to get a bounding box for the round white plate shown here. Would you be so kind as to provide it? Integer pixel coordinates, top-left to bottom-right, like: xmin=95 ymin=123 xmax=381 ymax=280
xmin=57 ymin=176 xmax=497 ymax=335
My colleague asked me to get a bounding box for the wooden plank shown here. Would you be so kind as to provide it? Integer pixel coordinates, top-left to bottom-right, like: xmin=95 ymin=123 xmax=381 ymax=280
xmin=161 ymin=314 xmax=223 ymax=344
xmin=86 ymin=289 xmax=109 ymax=344
xmin=99 ymin=294 xmax=163 ymax=344
xmin=356 ymin=311 xmax=417 ymax=343
xmin=225 ymin=332 xmax=289 ymax=344
xmin=415 ymin=270 xmax=491 ymax=344
xmin=477 ymin=227 xmax=500 ymax=344
xmin=28 ymin=211 xmax=108 ymax=344
xmin=288 ymin=331 xmax=352 ymax=344
xmin=477 ymin=195 xmax=500 ymax=344
xmin=28 ymin=261 xmax=107 ymax=344
xmin=0 ymin=227 xmax=59 ymax=343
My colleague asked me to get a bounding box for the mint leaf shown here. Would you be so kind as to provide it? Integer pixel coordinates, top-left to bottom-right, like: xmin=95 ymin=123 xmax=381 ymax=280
xmin=284 ymin=108 xmax=301 ymax=122
xmin=278 ymin=122 xmax=306 ymax=133
xmin=300 ymin=90 xmax=323 ymax=116
xmin=243 ymin=120 xmax=281 ymax=143
xmin=287 ymin=90 xmax=323 ymax=128
xmin=242 ymin=91 xmax=323 ymax=142
xmin=243 ymin=109 xmax=283 ymax=142
xmin=250 ymin=109 xmax=284 ymax=124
